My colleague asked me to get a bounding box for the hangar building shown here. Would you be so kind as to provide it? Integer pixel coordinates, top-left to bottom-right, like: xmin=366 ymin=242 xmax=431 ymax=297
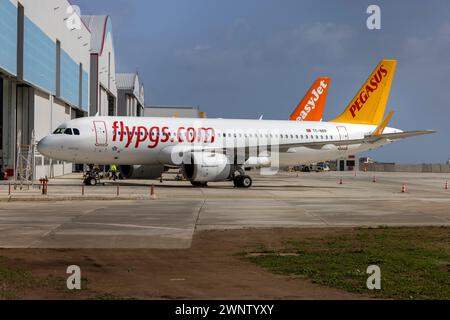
xmin=0 ymin=0 xmax=91 ymax=179
xmin=116 ymin=73 xmax=145 ymax=117
xmin=144 ymin=106 xmax=206 ymax=118
xmin=81 ymin=15 xmax=117 ymax=117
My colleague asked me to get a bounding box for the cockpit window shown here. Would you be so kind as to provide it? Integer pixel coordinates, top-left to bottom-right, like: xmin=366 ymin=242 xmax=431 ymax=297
xmin=73 ymin=128 xmax=80 ymax=136
xmin=64 ymin=128 xmax=73 ymax=135
xmin=53 ymin=128 xmax=65 ymax=135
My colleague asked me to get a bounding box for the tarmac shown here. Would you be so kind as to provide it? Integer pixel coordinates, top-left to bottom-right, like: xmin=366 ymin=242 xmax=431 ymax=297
xmin=0 ymin=171 xmax=449 ymax=249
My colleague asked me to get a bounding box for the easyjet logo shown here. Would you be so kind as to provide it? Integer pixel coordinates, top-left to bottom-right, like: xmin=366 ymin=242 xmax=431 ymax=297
xmin=297 ymin=80 xmax=328 ymax=121
xmin=349 ymin=64 xmax=388 ymax=118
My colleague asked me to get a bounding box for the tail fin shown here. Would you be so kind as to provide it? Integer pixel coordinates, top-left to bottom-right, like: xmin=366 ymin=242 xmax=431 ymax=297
xmin=290 ymin=77 xmax=330 ymax=122
xmin=331 ymin=60 xmax=397 ymax=125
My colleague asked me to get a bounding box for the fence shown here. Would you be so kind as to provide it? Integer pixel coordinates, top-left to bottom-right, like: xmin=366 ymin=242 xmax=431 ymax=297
xmin=362 ymin=163 xmax=450 ymax=173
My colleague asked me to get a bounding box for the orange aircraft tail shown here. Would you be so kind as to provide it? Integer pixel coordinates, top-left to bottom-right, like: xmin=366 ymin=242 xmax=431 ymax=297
xmin=290 ymin=77 xmax=330 ymax=122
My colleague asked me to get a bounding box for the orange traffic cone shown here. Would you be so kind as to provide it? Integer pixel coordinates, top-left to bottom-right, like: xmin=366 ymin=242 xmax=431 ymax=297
xmin=445 ymin=181 xmax=448 ymax=191
xmin=339 ymin=177 xmax=343 ymax=185
xmin=401 ymin=184 xmax=407 ymax=193
xmin=373 ymin=176 xmax=377 ymax=183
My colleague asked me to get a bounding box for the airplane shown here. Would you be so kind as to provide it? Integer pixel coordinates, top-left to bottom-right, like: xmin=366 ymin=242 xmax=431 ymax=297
xmin=104 ymin=77 xmax=331 ymax=179
xmin=38 ymin=60 xmax=434 ymax=188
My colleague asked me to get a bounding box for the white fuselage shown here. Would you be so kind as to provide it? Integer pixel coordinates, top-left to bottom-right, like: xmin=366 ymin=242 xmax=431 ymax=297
xmin=37 ymin=116 xmax=401 ymax=167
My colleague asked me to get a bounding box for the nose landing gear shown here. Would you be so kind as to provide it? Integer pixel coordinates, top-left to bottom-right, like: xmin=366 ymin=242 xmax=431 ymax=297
xmin=83 ymin=165 xmax=102 ymax=186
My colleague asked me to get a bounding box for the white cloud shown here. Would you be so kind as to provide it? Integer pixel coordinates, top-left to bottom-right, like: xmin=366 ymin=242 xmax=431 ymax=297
xmin=194 ymin=44 xmax=211 ymax=51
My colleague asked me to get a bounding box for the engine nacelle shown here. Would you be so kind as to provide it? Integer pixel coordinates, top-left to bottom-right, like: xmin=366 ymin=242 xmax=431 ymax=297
xmin=119 ymin=165 xmax=166 ymax=179
xmin=245 ymin=156 xmax=271 ymax=168
xmin=182 ymin=152 xmax=233 ymax=182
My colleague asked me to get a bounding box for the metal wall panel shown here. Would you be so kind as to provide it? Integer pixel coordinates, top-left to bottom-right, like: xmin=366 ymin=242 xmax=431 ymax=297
xmin=23 ymin=16 xmax=56 ymax=94
xmin=0 ymin=0 xmax=18 ymax=75
xmin=60 ymin=49 xmax=79 ymax=106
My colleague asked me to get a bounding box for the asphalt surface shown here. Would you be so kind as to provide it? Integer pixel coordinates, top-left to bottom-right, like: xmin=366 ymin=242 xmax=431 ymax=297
xmin=0 ymin=171 xmax=449 ymax=248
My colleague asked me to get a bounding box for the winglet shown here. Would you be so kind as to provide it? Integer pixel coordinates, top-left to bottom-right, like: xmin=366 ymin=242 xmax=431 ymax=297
xmin=372 ymin=110 xmax=394 ymax=137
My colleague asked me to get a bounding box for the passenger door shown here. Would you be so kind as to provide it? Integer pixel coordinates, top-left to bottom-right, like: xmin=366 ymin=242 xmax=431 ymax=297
xmin=336 ymin=126 xmax=349 ymax=151
xmin=93 ymin=121 xmax=108 ymax=147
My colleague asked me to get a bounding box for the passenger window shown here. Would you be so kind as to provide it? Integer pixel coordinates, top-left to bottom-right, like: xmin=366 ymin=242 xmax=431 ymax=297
xmin=65 ymin=128 xmax=73 ymax=135
xmin=73 ymin=129 xmax=80 ymax=136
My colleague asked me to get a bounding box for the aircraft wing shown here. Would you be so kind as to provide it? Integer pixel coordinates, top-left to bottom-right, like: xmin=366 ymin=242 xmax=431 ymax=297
xmin=278 ymin=130 xmax=435 ymax=150
xmin=159 ymin=130 xmax=435 ymax=158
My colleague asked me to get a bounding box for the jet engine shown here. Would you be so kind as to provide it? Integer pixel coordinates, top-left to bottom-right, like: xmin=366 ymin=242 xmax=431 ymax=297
xmin=119 ymin=165 xmax=167 ymax=179
xmin=182 ymin=152 xmax=234 ymax=183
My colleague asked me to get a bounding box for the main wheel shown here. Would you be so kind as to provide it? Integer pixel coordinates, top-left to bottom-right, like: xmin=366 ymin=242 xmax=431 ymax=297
xmin=234 ymin=175 xmax=252 ymax=188
xmin=240 ymin=175 xmax=253 ymax=188
xmin=191 ymin=181 xmax=208 ymax=188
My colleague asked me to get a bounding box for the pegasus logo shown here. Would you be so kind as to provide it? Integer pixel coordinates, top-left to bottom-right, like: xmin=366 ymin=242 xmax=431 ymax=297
xmin=349 ymin=64 xmax=388 ymax=118
xmin=297 ymin=80 xmax=328 ymax=121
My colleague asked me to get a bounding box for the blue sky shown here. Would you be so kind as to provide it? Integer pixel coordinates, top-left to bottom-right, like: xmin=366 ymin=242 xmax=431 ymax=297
xmin=75 ymin=0 xmax=450 ymax=164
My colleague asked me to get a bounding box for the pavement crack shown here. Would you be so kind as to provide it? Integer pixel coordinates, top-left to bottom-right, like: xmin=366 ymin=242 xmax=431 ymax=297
xmin=28 ymin=207 xmax=101 ymax=248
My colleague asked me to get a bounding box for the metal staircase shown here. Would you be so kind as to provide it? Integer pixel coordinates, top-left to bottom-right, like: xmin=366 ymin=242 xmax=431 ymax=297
xmin=14 ymin=130 xmax=35 ymax=189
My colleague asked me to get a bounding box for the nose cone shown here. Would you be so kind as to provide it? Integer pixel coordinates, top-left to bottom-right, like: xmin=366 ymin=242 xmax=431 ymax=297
xmin=37 ymin=137 xmax=53 ymax=157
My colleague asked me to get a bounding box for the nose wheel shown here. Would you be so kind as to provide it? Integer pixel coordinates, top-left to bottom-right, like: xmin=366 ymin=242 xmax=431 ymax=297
xmin=233 ymin=175 xmax=253 ymax=188
xmin=84 ymin=177 xmax=98 ymax=186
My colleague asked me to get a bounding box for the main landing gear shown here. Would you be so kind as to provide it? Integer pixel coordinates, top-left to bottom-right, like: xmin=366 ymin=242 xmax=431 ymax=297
xmin=190 ymin=176 xmax=252 ymax=188
xmin=188 ymin=168 xmax=253 ymax=189
xmin=233 ymin=175 xmax=253 ymax=188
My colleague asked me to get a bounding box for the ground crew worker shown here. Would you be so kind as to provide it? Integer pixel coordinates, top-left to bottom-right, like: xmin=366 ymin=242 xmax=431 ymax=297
xmin=110 ymin=164 xmax=118 ymax=181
